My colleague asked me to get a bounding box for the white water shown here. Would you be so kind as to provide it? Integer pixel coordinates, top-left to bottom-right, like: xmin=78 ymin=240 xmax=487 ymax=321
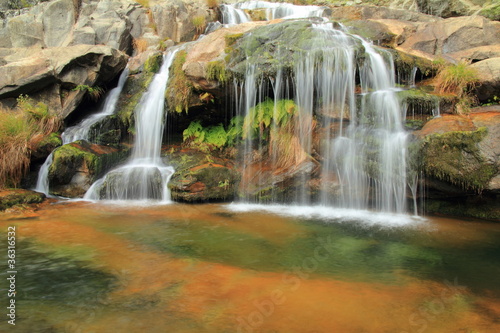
xmin=62 ymin=68 xmax=129 ymax=144
xmin=221 ymin=1 xmax=325 ymax=25
xmin=84 ymin=48 xmax=179 ymax=201
xmin=233 ymin=19 xmax=414 ymax=214
xmin=34 ymin=68 xmax=129 ymax=195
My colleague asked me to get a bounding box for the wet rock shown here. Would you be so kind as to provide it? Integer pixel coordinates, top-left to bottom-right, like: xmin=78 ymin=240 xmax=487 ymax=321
xmin=0 ymin=45 xmax=128 ymax=119
xmin=415 ymin=113 xmax=500 ymax=194
xmin=167 ymin=149 xmax=240 ymax=202
xmin=48 ymin=140 xmax=129 ymax=197
xmin=0 ymin=189 xmax=45 ymax=211
xmin=469 ymin=57 xmax=500 ymax=102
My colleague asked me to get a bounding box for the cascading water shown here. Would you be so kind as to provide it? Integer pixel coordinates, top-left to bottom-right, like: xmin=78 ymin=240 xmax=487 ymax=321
xmin=84 ymin=48 xmax=179 ymax=201
xmin=62 ymin=67 xmax=129 ymax=144
xmin=221 ymin=1 xmax=326 ymax=25
xmin=34 ymin=67 xmax=129 ymax=195
xmin=233 ymin=18 xmax=414 ymax=214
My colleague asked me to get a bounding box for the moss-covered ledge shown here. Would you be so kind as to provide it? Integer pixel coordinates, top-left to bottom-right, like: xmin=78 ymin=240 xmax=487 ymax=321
xmin=0 ymin=189 xmax=45 ymax=211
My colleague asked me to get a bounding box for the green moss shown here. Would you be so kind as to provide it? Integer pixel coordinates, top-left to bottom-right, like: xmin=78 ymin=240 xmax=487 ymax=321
xmin=48 ymin=141 xmax=129 ymax=185
xmin=392 ymin=50 xmax=436 ymax=78
xmin=245 ymin=9 xmax=268 ymax=21
xmin=480 ymin=3 xmax=500 ymax=21
xmin=144 ymin=53 xmax=163 ymax=73
xmin=182 ymin=117 xmax=242 ymax=151
xmin=421 ymin=127 xmax=497 ymax=192
xmin=206 ymin=60 xmax=230 ymax=83
xmin=224 ymin=33 xmax=244 ymax=48
xmin=166 ymin=50 xmax=193 ymax=113
xmin=40 ymin=132 xmax=63 ymax=148
xmin=426 ymin=198 xmax=500 ymax=221
xmin=0 ymin=190 xmax=44 ymax=211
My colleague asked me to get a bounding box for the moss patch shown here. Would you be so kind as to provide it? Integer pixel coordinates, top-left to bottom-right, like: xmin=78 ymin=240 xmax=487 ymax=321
xmin=166 ymin=50 xmax=193 ymax=113
xmin=421 ymin=127 xmax=498 ymax=192
xmin=0 ymin=189 xmax=45 ymax=211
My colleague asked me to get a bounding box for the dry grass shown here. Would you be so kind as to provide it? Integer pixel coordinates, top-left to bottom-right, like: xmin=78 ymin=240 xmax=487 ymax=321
xmin=133 ymin=38 xmax=149 ymax=53
xmin=0 ymin=96 xmax=62 ymax=188
xmin=0 ymin=108 xmax=31 ymax=188
xmin=434 ymin=62 xmax=479 ymax=114
xmin=192 ymin=15 xmax=206 ymax=35
xmin=206 ymin=0 xmax=219 ymax=8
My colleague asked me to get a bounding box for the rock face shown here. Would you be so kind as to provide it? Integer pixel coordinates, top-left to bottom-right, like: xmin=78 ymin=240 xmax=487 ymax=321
xmin=415 ymin=112 xmax=500 ymax=194
xmin=0 ymin=44 xmax=128 ymax=118
xmin=167 ymin=149 xmax=240 ymax=202
xmin=48 ymin=140 xmax=129 ymax=197
xmin=0 ymin=189 xmax=45 ymax=211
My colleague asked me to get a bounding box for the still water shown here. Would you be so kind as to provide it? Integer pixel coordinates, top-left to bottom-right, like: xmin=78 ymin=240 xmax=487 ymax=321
xmin=1 ymin=201 xmax=499 ymax=332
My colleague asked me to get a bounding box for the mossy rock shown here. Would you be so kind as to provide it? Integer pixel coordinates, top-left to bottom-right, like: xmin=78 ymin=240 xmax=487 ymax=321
xmin=0 ymin=189 xmax=45 ymax=211
xmin=167 ymin=149 xmax=240 ymax=202
xmin=420 ymin=127 xmax=498 ymax=192
xmin=343 ymin=20 xmax=396 ymax=47
xmin=426 ymin=196 xmax=500 ymax=221
xmin=48 ymin=140 xmax=130 ymax=197
xmin=88 ymin=115 xmax=123 ymax=145
xmin=31 ymin=132 xmax=63 ymax=163
xmin=228 ymin=20 xmax=363 ymax=79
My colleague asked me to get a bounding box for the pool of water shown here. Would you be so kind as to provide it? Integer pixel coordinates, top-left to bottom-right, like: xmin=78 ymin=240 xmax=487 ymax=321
xmin=1 ymin=201 xmax=499 ymax=332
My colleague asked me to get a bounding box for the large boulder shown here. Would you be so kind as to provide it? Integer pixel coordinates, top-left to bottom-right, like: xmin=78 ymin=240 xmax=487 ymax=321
xmin=414 ymin=112 xmax=500 ymax=195
xmin=0 ymin=44 xmax=128 ymax=119
xmin=167 ymin=149 xmax=240 ymax=202
xmin=469 ymin=57 xmax=500 ymax=102
xmin=48 ymin=140 xmax=129 ymax=197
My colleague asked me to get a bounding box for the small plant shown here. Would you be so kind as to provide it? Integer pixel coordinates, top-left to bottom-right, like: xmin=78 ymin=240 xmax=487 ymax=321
xmin=434 ymin=61 xmax=479 ymax=114
xmin=192 ymin=15 xmax=206 ymax=35
xmin=73 ymin=85 xmax=104 ymax=101
xmin=135 ymin=0 xmax=149 ymax=8
xmin=145 ymin=53 xmax=163 ymax=73
xmin=158 ymin=38 xmax=170 ymax=52
xmin=133 ymin=38 xmax=149 ymax=53
xmin=182 ymin=116 xmax=243 ymax=151
xmin=167 ymin=50 xmax=193 ymax=113
xmin=206 ymin=60 xmax=230 ymax=83
xmin=243 ymin=98 xmax=297 ymax=139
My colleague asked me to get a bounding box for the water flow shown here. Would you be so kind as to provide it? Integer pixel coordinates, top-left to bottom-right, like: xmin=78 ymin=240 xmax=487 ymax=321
xmin=221 ymin=1 xmax=325 ymax=25
xmin=34 ymin=68 xmax=129 ymax=195
xmin=236 ymin=21 xmax=412 ymax=213
xmin=84 ymin=48 xmax=179 ymax=201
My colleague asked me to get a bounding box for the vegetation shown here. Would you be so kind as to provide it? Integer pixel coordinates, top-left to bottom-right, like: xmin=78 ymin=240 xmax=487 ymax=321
xmin=206 ymin=60 xmax=230 ymax=83
xmin=0 ymin=96 xmax=61 ymax=188
xmin=434 ymin=61 xmax=479 ymax=114
xmin=182 ymin=117 xmax=243 ymax=151
xmin=206 ymin=0 xmax=219 ymax=8
xmin=421 ymin=127 xmax=497 ymax=192
xmin=243 ymin=98 xmax=297 ymax=139
xmin=192 ymin=15 xmax=206 ymax=36
xmin=144 ymin=53 xmax=163 ymax=73
xmin=135 ymin=0 xmax=150 ymax=8
xmin=167 ymin=50 xmax=193 ymax=113
xmin=73 ymin=84 xmax=104 ymax=101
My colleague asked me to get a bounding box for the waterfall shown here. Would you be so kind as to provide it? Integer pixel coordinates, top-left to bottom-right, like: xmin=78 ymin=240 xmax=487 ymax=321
xmin=84 ymin=48 xmax=179 ymax=201
xmin=221 ymin=1 xmax=325 ymax=25
xmin=234 ymin=20 xmax=413 ymax=214
xmin=62 ymin=67 xmax=129 ymax=144
xmin=34 ymin=67 xmax=129 ymax=195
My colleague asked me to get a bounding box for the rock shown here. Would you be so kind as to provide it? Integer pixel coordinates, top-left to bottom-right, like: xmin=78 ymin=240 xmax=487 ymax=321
xmin=48 ymin=140 xmax=129 ymax=197
xmin=182 ymin=21 xmax=268 ymax=91
xmin=398 ymin=16 xmax=500 ymax=57
xmin=0 ymin=189 xmax=45 ymax=211
xmin=469 ymin=57 xmax=500 ymax=102
xmin=415 ymin=113 xmax=499 ymax=194
xmin=31 ymin=132 xmax=63 ymax=164
xmin=151 ymin=0 xmax=214 ymax=43
xmin=0 ymin=44 xmax=128 ymax=119
xmin=43 ymin=0 xmax=75 ymax=47
xmin=329 ymin=5 xmax=441 ymax=23
xmin=167 ymin=149 xmax=240 ymax=202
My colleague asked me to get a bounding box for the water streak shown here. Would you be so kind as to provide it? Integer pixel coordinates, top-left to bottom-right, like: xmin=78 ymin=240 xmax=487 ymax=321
xmin=84 ymin=48 xmax=179 ymax=201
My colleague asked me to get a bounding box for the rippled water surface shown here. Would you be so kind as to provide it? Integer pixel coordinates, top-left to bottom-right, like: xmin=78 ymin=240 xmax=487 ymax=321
xmin=1 ymin=201 xmax=499 ymax=332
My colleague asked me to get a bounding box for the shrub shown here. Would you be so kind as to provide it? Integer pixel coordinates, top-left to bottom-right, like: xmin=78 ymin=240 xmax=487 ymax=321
xmin=192 ymin=15 xmax=206 ymax=35
xmin=73 ymin=85 xmax=104 ymax=101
